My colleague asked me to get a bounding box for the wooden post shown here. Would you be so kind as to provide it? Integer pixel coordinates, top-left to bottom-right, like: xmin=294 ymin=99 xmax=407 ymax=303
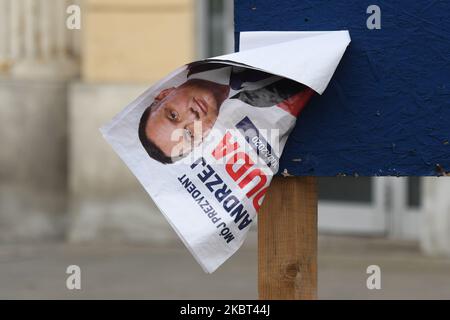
xmin=258 ymin=176 xmax=318 ymax=300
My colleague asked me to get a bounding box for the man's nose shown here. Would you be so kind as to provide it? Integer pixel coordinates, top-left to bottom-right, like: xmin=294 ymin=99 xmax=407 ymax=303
xmin=182 ymin=103 xmax=198 ymax=121
xmin=187 ymin=121 xmax=204 ymax=140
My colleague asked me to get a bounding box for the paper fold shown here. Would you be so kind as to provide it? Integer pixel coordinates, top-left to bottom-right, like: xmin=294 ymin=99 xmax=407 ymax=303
xmin=208 ymin=30 xmax=351 ymax=95
xmin=100 ymin=30 xmax=352 ymax=274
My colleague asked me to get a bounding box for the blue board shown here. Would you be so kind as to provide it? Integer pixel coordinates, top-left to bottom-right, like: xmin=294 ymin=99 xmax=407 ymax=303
xmin=234 ymin=0 xmax=450 ymax=176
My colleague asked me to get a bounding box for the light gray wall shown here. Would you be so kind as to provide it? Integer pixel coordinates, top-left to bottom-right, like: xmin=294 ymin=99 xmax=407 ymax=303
xmin=0 ymin=78 xmax=68 ymax=241
xmin=421 ymin=177 xmax=450 ymax=256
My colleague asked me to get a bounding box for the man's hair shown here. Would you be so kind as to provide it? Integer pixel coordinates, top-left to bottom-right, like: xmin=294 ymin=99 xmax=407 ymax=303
xmin=138 ymin=104 xmax=174 ymax=164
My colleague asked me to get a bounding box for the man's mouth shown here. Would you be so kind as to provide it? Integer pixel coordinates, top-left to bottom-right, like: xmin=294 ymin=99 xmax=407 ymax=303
xmin=193 ymin=97 xmax=209 ymax=115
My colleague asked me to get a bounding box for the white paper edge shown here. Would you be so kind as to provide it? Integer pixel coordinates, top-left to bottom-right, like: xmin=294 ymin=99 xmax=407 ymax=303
xmin=208 ymin=30 xmax=351 ymax=95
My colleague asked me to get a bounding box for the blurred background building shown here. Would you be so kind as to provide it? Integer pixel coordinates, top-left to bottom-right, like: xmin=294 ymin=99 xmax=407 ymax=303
xmin=0 ymin=0 xmax=450 ymax=299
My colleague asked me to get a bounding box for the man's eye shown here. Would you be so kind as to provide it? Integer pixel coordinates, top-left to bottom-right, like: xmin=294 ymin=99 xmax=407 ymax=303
xmin=169 ymin=110 xmax=178 ymax=120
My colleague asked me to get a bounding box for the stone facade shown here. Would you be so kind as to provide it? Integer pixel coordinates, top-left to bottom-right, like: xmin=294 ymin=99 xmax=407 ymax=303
xmin=82 ymin=0 xmax=194 ymax=82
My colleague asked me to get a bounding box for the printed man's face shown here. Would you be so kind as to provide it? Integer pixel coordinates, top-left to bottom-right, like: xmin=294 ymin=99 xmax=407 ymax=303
xmin=144 ymin=79 xmax=228 ymax=159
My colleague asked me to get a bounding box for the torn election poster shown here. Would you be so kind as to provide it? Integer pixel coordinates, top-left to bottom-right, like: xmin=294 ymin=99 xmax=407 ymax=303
xmin=101 ymin=31 xmax=351 ymax=273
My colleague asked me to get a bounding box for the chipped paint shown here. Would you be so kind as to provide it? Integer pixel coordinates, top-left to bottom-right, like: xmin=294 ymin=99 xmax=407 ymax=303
xmin=281 ymin=169 xmax=293 ymax=177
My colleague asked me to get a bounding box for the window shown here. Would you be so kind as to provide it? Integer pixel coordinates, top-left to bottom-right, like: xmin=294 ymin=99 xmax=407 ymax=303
xmin=197 ymin=0 xmax=234 ymax=58
xmin=407 ymin=177 xmax=422 ymax=208
xmin=319 ymin=177 xmax=372 ymax=204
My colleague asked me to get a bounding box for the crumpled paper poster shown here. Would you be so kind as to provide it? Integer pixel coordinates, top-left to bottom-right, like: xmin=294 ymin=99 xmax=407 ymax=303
xmin=101 ymin=31 xmax=351 ymax=273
